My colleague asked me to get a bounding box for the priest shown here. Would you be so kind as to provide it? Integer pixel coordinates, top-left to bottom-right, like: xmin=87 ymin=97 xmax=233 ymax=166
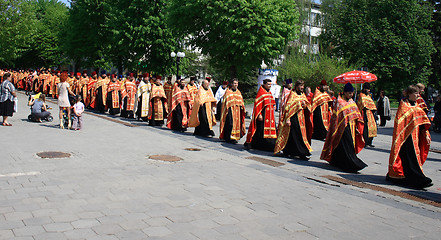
xmin=189 ymin=79 xmax=217 ymax=137
xmin=219 ymin=79 xmax=246 ymax=144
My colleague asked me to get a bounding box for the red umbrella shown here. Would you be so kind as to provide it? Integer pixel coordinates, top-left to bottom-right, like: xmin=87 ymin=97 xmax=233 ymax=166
xmin=333 ymin=70 xmax=377 ymax=84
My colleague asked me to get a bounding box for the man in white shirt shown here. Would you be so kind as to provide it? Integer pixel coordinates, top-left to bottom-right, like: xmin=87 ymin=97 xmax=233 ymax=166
xmin=214 ymin=81 xmax=228 ymax=120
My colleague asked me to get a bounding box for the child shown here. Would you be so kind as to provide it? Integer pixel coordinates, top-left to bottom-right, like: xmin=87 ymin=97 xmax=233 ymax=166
xmin=72 ymin=95 xmax=84 ymax=130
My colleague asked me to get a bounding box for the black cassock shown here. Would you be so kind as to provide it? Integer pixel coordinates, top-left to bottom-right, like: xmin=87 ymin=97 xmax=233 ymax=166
xmin=250 ymin=107 xmax=275 ymax=152
xmin=194 ymin=103 xmax=215 ymax=137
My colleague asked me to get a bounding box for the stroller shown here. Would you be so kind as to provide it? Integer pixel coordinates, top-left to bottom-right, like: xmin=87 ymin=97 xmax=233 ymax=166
xmin=27 ymin=93 xmax=53 ymax=122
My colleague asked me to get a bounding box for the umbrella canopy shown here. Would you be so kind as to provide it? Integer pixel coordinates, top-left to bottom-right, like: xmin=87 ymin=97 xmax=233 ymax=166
xmin=333 ymin=70 xmax=377 ymax=84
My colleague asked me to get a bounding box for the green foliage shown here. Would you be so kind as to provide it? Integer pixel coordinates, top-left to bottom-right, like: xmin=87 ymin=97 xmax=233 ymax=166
xmin=168 ymin=0 xmax=301 ymax=81
xmin=64 ymin=0 xmax=111 ymax=69
xmin=104 ymin=0 xmax=176 ymax=74
xmin=279 ymin=51 xmax=356 ymax=93
xmin=429 ymin=0 xmax=441 ymax=90
xmin=321 ymin=0 xmax=435 ymax=96
xmin=0 ymin=0 xmax=37 ymax=67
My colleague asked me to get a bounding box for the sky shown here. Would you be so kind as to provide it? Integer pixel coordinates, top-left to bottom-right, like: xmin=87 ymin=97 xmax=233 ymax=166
xmin=59 ymin=0 xmax=70 ymax=7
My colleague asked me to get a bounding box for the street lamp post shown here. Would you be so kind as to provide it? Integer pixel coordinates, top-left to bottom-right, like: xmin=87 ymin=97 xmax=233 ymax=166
xmin=170 ymin=51 xmax=185 ymax=80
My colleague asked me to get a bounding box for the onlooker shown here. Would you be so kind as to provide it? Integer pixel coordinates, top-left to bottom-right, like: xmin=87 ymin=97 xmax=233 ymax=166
xmin=58 ymin=72 xmax=75 ymax=129
xmin=0 ymin=72 xmax=17 ymax=126
xmin=72 ymin=95 xmax=85 ymax=130
xmin=376 ymin=90 xmax=391 ymax=127
xmin=29 ymin=94 xmax=50 ymax=122
xmin=434 ymin=95 xmax=441 ymax=133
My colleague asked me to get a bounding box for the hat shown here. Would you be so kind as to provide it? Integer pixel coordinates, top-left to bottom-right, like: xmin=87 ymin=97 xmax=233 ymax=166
xmin=206 ymin=77 xmax=211 ymax=82
xmin=222 ymin=81 xmax=228 ymax=85
xmin=76 ymin=72 xmax=81 ymax=76
xmin=363 ymin=82 xmax=371 ymax=90
xmin=285 ymin=78 xmax=292 ymax=84
xmin=57 ymin=70 xmax=61 ymax=74
xmin=70 ymin=72 xmax=74 ymax=76
xmin=111 ymin=74 xmax=116 ymax=78
xmin=344 ymin=83 xmax=354 ymax=92
xmin=119 ymin=75 xmax=123 ymax=79
xmin=83 ymin=70 xmax=88 ymax=74
xmin=129 ymin=73 xmax=134 ymax=77
xmin=151 ymin=75 xmax=156 ymax=79
xmin=190 ymin=76 xmax=196 ymax=81
xmin=320 ymin=79 xmax=327 ymax=86
xmin=143 ymin=73 xmax=149 ymax=78
xmin=157 ymin=75 xmax=162 ymax=80
xmin=100 ymin=70 xmax=107 ymax=75
xmin=92 ymin=71 xmax=97 ymax=75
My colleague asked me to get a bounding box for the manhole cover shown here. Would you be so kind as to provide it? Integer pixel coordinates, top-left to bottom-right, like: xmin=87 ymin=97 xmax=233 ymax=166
xmin=37 ymin=151 xmax=71 ymax=159
xmin=149 ymin=155 xmax=182 ymax=162
xmin=184 ymin=148 xmax=201 ymax=151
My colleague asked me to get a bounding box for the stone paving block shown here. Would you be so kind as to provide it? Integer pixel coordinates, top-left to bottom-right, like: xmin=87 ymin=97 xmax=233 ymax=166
xmin=121 ymin=212 xmax=149 ymax=221
xmin=142 ymin=226 xmax=173 ymax=237
xmin=0 ymin=220 xmax=25 ymax=230
xmin=33 ymin=232 xmax=67 ymax=240
xmin=71 ymin=219 xmax=101 ymax=229
xmin=214 ymin=224 xmax=242 ymax=235
xmin=97 ymin=215 xmax=125 ymax=225
xmin=43 ymin=222 xmax=74 ymax=232
xmin=50 ymin=214 xmax=78 ymax=223
xmin=119 ymin=219 xmax=150 ymax=231
xmin=212 ymin=215 xmax=241 ymax=225
xmin=143 ymin=217 xmax=173 ymax=227
xmin=4 ymin=211 xmax=33 ymax=221
xmin=0 ymin=207 xmax=14 ymax=214
xmin=23 ymin=216 xmax=53 ymax=226
xmin=32 ymin=208 xmax=60 ymax=217
xmin=78 ymin=211 xmax=104 ymax=219
xmin=115 ymin=230 xmax=149 ymax=240
xmin=92 ymin=224 xmax=124 ymax=235
xmin=0 ymin=229 xmax=14 ymax=239
xmin=6 ymin=237 xmax=34 ymax=240
xmin=86 ymin=235 xmax=119 ymax=240
xmin=63 ymin=228 xmax=97 ymax=239
xmin=190 ymin=227 xmax=224 ymax=239
xmin=13 ymin=225 xmax=46 ymax=237
xmin=239 ymin=230 xmax=273 ymax=240
xmin=12 ymin=203 xmax=41 ymax=212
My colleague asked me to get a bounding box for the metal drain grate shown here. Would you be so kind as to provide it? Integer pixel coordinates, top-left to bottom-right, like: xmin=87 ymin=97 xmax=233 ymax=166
xmin=37 ymin=151 xmax=71 ymax=159
xmin=149 ymin=155 xmax=183 ymax=162
xmin=245 ymin=156 xmax=285 ymax=167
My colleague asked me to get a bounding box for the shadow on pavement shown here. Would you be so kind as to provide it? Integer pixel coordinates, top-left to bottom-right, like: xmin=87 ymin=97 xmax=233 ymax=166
xmin=338 ymin=173 xmax=392 ymax=186
xmin=287 ymin=158 xmax=343 ymax=172
xmin=403 ymin=190 xmax=441 ymax=202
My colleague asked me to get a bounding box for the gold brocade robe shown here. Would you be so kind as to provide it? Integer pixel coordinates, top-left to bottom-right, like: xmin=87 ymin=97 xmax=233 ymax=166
xmin=357 ymin=93 xmax=377 ymax=138
xmin=148 ymin=84 xmax=168 ymax=121
xmin=137 ymin=81 xmax=151 ymax=117
xmin=163 ymin=82 xmax=173 ymax=113
xmin=94 ymin=77 xmax=110 ymax=105
xmin=274 ymin=91 xmax=313 ymax=154
xmin=188 ymin=87 xmax=217 ymax=129
xmin=388 ymin=100 xmax=431 ymax=179
xmin=219 ymin=88 xmax=246 ymax=141
xmin=311 ymin=88 xmax=332 ymax=131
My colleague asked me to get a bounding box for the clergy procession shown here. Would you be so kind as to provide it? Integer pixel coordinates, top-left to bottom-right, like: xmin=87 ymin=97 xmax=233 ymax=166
xmin=0 ymin=67 xmax=434 ymax=190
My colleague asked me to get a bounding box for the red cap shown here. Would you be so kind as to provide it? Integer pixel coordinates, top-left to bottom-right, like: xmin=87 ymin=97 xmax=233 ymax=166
xmin=222 ymin=81 xmax=228 ymax=85
xmin=92 ymin=71 xmax=97 ymax=75
xmin=83 ymin=70 xmax=88 ymax=73
xmin=157 ymin=75 xmax=162 ymax=80
xmin=111 ymin=74 xmax=116 ymax=78
xmin=320 ymin=79 xmax=327 ymax=86
xmin=143 ymin=73 xmax=149 ymax=78
xmin=76 ymin=72 xmax=81 ymax=76
xmin=57 ymin=70 xmax=61 ymax=74
xmin=129 ymin=73 xmax=134 ymax=77
xmin=70 ymin=72 xmax=74 ymax=76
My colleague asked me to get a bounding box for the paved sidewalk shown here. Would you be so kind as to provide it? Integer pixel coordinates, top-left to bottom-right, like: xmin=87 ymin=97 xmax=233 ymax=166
xmin=0 ymin=92 xmax=439 ymax=239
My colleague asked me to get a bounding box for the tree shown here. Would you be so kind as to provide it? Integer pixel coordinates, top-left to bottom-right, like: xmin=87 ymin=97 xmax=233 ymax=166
xmin=321 ymin=0 xmax=434 ymax=96
xmin=0 ymin=0 xmax=37 ymax=67
xmin=16 ymin=0 xmax=69 ymax=68
xmin=104 ymin=0 xmax=176 ymax=74
xmin=279 ymin=51 xmax=356 ymax=92
xmin=168 ymin=0 xmax=300 ymax=81
xmin=63 ymin=0 xmax=111 ymax=69
xmin=429 ymin=0 xmax=441 ymax=90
